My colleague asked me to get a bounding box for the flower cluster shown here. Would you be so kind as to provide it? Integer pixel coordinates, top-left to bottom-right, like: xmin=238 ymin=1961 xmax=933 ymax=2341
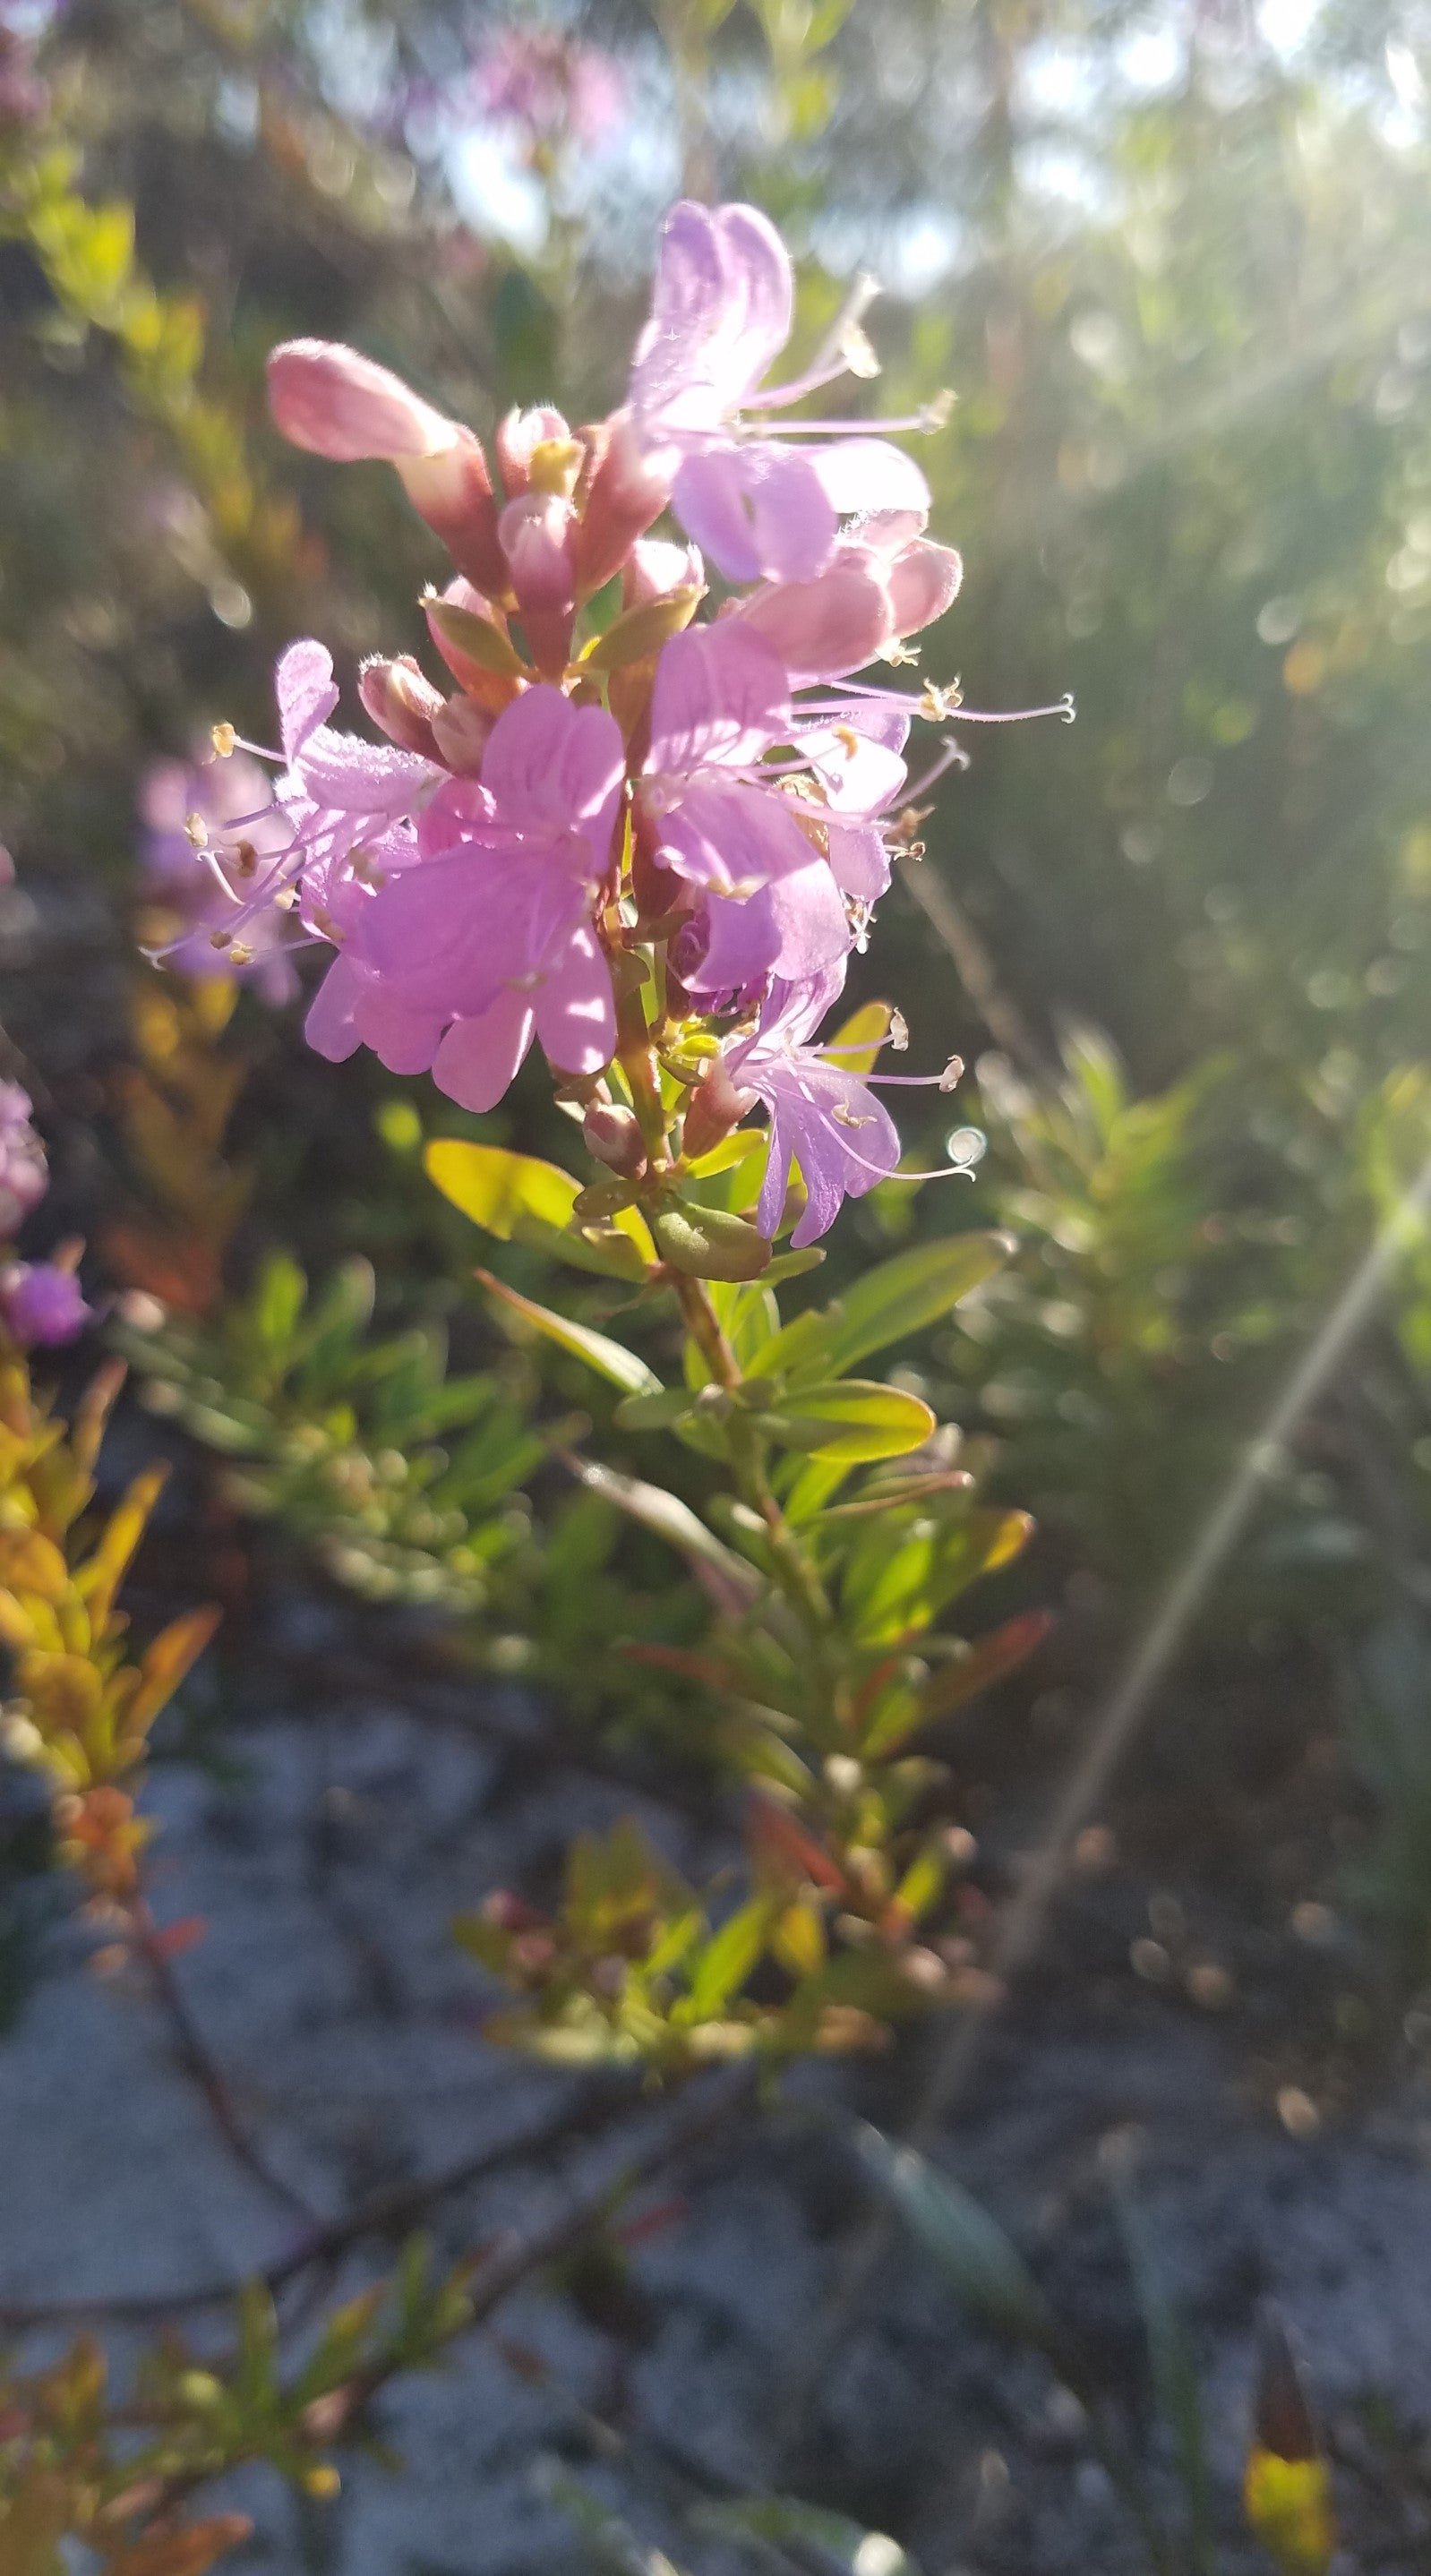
xmin=171 ymin=199 xmax=1067 ymax=1249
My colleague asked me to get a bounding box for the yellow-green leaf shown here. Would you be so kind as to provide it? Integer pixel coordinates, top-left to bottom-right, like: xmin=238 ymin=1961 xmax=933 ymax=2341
xmin=775 ymin=1380 xmax=936 ymax=1464
xmin=655 ymin=1204 xmax=771 ymax=1281
xmin=582 ymin=586 xmax=702 ymax=671
xmin=821 ymin=998 xmax=895 ymax=1076
xmin=425 ymin=1139 xmax=656 ymax=1271
xmin=476 ymin=1269 xmax=662 ymax=1397
xmin=825 ymin=1234 xmax=1013 ymax=1374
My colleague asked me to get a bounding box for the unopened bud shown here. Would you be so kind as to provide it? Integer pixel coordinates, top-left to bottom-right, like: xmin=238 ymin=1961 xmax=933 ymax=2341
xmin=681 ymin=1057 xmax=756 ymax=1162
xmin=268 ymin=338 xmax=460 ymax=464
xmin=583 ymin=1101 xmax=647 ymax=1177
xmin=499 ymin=492 xmax=578 ymax=675
xmin=623 ymin=536 xmax=704 ymax=609
xmin=430 ymin=694 xmax=493 ymax=775
xmin=574 ymin=413 xmax=670 ymax=600
xmin=359 ymin=654 xmax=444 ymax=757
xmin=496 ymin=405 xmax=571 ymax=496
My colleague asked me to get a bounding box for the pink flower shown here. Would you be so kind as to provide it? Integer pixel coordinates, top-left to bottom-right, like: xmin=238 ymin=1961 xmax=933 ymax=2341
xmin=272 ymin=639 xmax=441 ymax=925
xmin=724 ymin=970 xmax=902 ymax=1246
xmin=267 ymin=344 xmax=505 ymax=595
xmin=638 ymin=623 xmax=841 ymax=900
xmin=304 ymin=687 xmax=625 ymax=1111
xmin=628 ymin=201 xmax=932 ymax=585
xmin=731 ymin=510 xmax=963 ymax=683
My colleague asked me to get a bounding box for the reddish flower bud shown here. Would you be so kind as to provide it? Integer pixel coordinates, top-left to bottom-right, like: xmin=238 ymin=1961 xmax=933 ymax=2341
xmin=583 ymin=1100 xmax=647 ymax=1176
xmin=499 ymin=492 xmax=578 ymax=675
xmin=424 ymin=578 xmax=527 ymax=710
xmin=358 ymin=655 xmax=445 ymax=759
xmin=573 ymin=412 xmax=670 ymax=600
xmin=267 ymin=338 xmax=459 ymax=463
xmin=681 ymin=1057 xmax=758 ymax=1161
xmin=496 ymin=405 xmax=574 ymax=495
xmin=430 ymin=694 xmax=494 ymax=775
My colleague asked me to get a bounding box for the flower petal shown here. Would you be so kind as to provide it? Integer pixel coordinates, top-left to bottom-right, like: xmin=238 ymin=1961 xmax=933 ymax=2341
xmin=276 ymin=640 xmax=340 ymax=765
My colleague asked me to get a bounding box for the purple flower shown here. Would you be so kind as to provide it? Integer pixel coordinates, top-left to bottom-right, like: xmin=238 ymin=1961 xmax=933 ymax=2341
xmin=638 ymin=623 xmax=847 ymax=904
xmin=304 ymin=686 xmax=625 ymax=1110
xmin=731 ymin=509 xmax=963 ymax=683
xmin=628 ymin=201 xmax=931 ymax=585
xmin=0 ymin=1262 xmax=90 ymax=1348
xmin=0 ymin=1083 xmax=47 ymax=1234
xmin=724 ymin=970 xmax=901 ymax=1246
xmin=138 ymin=746 xmax=301 ymax=1002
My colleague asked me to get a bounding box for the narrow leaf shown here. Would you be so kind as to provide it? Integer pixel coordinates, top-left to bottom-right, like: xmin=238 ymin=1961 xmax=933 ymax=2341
xmin=477 ymin=1270 xmax=662 ymax=1398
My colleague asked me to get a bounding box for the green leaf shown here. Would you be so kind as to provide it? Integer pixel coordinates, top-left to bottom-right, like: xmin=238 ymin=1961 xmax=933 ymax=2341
xmin=426 ymin=1138 xmax=656 ymax=1274
xmin=476 ymin=1268 xmax=662 ymax=1398
xmin=745 ymin=1305 xmax=841 ymax=1383
xmin=424 ymin=594 xmax=526 ymax=676
xmin=775 ymin=1380 xmax=937 ymax=1464
xmin=853 ymin=2124 xmax=1062 ymax=2347
xmin=691 ymin=2496 xmax=922 ymax=2576
xmin=655 ymin=1203 xmax=772 ymax=1280
xmin=582 ymin=586 xmax=702 ymax=670
xmin=681 ymin=1896 xmax=774 ymax=2020
xmin=561 ymin=1450 xmax=761 ymax=1599
xmin=426 ymin=1138 xmax=587 ymax=1237
xmin=1112 ymin=2175 xmax=1216 ymax=2576
xmin=825 ymin=1234 xmax=1013 ymax=1374
xmin=253 ymin=1251 xmax=306 ymax=1351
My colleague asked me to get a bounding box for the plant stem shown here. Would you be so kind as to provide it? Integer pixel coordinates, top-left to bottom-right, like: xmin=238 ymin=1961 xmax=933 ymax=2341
xmin=673 ymin=1272 xmax=833 ymax=1633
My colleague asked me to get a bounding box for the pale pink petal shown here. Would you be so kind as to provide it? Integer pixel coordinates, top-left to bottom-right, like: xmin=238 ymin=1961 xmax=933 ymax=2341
xmin=806 ymin=438 xmax=930 ymax=519
xmin=887 ymin=537 xmax=963 ymax=637
xmin=480 ymin=687 xmax=625 ymax=838
xmin=276 ymin=640 xmax=340 ymax=764
xmin=733 ymin=563 xmax=893 ymax=683
xmin=433 ymin=990 xmax=536 ymax=1110
xmin=647 ymin=625 xmax=789 ymax=777
xmin=304 ymin=952 xmax=364 ymax=1061
xmin=672 ymin=445 xmax=838 ymax=584
xmin=533 ymin=921 xmax=617 ymax=1074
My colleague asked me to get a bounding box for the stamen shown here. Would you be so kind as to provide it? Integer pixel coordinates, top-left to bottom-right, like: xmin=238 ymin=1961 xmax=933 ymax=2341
xmin=753 ymin=407 xmax=952 ymax=438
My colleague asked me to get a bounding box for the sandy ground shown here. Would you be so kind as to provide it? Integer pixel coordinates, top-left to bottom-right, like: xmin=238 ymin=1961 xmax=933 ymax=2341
xmin=7 ymin=1663 xmax=1431 ymax=2576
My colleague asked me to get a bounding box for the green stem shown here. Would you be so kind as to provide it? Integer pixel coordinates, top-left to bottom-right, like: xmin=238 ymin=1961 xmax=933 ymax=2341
xmin=672 ymin=1272 xmax=833 ymax=1633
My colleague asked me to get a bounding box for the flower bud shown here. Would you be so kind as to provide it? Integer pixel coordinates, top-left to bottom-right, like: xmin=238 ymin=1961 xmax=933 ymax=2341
xmin=499 ymin=492 xmax=578 ymax=675
xmin=429 ymin=694 xmax=493 ymax=775
xmin=267 ymin=339 xmax=459 ymax=464
xmin=496 ymin=406 xmax=574 ymax=495
xmin=267 ymin=340 xmax=507 ymax=595
xmin=358 ymin=655 xmax=444 ymax=758
xmin=583 ymin=1101 xmax=647 ymax=1177
xmin=623 ymin=537 xmax=705 ymax=609
xmin=573 ymin=413 xmax=670 ymax=600
xmin=681 ymin=1057 xmax=757 ymax=1161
